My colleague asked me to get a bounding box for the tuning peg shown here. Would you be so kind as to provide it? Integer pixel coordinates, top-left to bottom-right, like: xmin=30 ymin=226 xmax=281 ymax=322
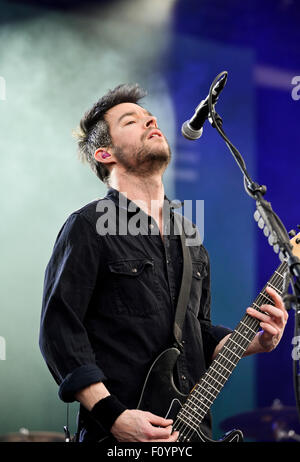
xmin=273 ymin=243 xmax=279 ymax=254
xmin=268 ymin=232 xmax=277 ymax=246
xmin=289 ymin=229 xmax=296 ymax=237
xmin=263 ymin=226 xmax=270 ymax=237
xmin=258 ymin=217 xmax=265 ymax=229
xmin=279 ymin=251 xmax=285 ymax=262
xmin=254 ymin=210 xmax=260 ymax=222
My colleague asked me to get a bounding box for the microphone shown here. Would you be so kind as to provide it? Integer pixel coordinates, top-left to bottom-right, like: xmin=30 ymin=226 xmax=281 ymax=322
xmin=181 ymin=73 xmax=227 ymax=140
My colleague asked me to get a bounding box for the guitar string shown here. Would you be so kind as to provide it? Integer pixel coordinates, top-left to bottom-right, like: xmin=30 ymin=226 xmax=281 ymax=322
xmin=173 ymin=263 xmax=288 ymax=441
xmin=174 ymin=264 xmax=287 ymax=440
xmin=178 ymin=264 xmax=287 ymax=441
xmin=175 ymin=268 xmax=285 ymax=438
xmin=174 ymin=292 xmax=282 ymax=439
xmin=176 ymin=264 xmax=288 ymax=441
xmin=175 ymin=309 xmax=278 ymax=439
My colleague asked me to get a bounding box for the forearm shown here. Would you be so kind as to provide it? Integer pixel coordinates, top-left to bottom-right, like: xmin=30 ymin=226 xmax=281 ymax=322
xmin=74 ymin=382 xmax=177 ymax=442
xmin=74 ymin=381 xmax=110 ymax=411
xmin=211 ymin=333 xmax=231 ymax=360
xmin=212 ymin=332 xmax=268 ymax=361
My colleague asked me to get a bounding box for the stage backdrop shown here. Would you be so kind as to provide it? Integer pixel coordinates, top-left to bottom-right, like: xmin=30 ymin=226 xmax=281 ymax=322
xmin=1 ymin=0 xmax=298 ymax=442
xmin=0 ymin=2 xmax=177 ymax=437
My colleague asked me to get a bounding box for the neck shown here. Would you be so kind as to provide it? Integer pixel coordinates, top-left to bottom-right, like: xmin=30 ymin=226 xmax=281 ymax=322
xmin=109 ymin=171 xmax=165 ymax=228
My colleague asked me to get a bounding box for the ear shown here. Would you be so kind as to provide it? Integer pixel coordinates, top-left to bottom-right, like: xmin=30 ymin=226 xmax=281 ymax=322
xmin=94 ymin=148 xmax=114 ymax=163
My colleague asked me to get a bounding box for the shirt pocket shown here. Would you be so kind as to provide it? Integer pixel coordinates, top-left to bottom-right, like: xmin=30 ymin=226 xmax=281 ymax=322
xmin=188 ymin=260 xmax=208 ymax=317
xmin=107 ymin=258 xmax=160 ymax=317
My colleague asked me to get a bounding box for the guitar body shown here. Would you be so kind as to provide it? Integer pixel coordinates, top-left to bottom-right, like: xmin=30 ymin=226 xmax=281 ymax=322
xmin=136 ymin=347 xmax=243 ymax=442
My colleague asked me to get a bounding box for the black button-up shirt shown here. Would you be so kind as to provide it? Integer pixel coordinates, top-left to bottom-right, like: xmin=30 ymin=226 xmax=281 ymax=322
xmin=39 ymin=188 xmax=232 ymax=439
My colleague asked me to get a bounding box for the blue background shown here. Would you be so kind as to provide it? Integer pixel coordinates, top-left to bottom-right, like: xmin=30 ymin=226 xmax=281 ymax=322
xmin=0 ymin=0 xmax=299 ymax=442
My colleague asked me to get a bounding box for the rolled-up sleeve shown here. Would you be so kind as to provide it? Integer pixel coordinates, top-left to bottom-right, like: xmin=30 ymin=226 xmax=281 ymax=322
xmin=39 ymin=212 xmax=106 ymax=402
xmin=198 ymin=249 xmax=233 ymax=367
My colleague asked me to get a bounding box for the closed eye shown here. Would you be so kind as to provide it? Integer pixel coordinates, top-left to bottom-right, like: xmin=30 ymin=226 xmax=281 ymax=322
xmin=125 ymin=120 xmax=136 ymax=125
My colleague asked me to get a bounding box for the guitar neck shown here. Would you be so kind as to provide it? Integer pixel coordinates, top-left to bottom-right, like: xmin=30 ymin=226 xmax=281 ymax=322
xmin=176 ymin=260 xmax=289 ymax=431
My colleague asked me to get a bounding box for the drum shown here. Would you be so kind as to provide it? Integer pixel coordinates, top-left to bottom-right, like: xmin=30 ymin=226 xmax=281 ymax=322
xmin=0 ymin=428 xmax=66 ymax=442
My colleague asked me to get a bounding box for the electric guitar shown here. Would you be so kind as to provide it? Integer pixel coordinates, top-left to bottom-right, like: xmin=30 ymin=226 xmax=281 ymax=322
xmin=96 ymin=232 xmax=300 ymax=443
xmin=132 ymin=231 xmax=300 ymax=443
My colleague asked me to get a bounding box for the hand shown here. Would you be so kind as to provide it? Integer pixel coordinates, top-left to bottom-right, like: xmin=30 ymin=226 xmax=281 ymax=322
xmin=110 ymin=409 xmax=179 ymax=442
xmin=246 ymin=286 xmax=288 ymax=352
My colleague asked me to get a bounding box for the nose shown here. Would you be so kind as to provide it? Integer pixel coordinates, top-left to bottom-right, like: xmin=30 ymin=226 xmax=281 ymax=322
xmin=144 ymin=115 xmax=158 ymax=129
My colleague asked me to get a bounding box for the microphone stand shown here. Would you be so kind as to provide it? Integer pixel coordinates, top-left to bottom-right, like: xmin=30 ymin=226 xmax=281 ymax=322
xmin=206 ymin=71 xmax=300 ymax=424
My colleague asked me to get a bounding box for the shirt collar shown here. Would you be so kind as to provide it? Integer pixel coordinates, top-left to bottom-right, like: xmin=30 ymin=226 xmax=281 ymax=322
xmin=105 ymin=187 xmax=182 ymax=214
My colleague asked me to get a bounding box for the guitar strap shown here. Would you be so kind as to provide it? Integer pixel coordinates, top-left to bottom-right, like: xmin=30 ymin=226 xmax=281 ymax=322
xmin=172 ymin=212 xmax=193 ymax=351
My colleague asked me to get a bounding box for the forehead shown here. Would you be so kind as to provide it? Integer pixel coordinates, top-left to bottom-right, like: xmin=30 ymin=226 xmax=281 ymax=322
xmin=105 ymin=102 xmax=151 ymax=125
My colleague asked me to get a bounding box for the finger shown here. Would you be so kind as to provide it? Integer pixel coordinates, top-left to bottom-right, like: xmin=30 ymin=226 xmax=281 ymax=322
xmin=259 ymin=304 xmax=285 ymax=323
xmin=265 ymin=286 xmax=286 ymax=312
xmin=146 ymin=412 xmax=173 ymax=427
xmin=170 ymin=431 xmax=179 ymax=442
xmin=247 ymin=306 xmax=284 ymax=326
xmin=155 ymin=431 xmax=179 ymax=442
xmin=247 ymin=307 xmax=271 ymax=324
xmin=246 ymin=310 xmax=282 ymax=337
xmin=260 ymin=321 xmax=280 ymax=336
xmin=145 ymin=424 xmax=174 ymax=440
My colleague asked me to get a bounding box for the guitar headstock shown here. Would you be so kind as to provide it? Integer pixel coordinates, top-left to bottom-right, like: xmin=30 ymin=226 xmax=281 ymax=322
xmin=289 ymin=229 xmax=300 ymax=260
xmin=254 ymin=208 xmax=300 ymax=261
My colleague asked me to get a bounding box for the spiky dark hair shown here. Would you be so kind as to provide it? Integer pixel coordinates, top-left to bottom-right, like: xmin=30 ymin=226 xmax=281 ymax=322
xmin=74 ymin=83 xmax=147 ymax=183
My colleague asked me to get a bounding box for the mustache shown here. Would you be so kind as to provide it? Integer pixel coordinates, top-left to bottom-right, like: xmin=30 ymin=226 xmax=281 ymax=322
xmin=141 ymin=127 xmax=163 ymax=143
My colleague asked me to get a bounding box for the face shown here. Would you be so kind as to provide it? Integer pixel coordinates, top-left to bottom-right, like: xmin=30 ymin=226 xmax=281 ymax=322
xmin=104 ymin=102 xmax=171 ymax=176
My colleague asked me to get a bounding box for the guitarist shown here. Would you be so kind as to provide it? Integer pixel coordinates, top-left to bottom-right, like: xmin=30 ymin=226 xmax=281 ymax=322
xmin=39 ymin=84 xmax=288 ymax=442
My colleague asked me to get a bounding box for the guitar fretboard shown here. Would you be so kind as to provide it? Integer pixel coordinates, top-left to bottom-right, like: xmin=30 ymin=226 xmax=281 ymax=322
xmin=175 ymin=260 xmax=289 ymax=440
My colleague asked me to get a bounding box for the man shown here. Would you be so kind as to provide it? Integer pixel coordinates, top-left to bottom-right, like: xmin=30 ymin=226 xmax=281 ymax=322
xmin=39 ymin=84 xmax=288 ymax=443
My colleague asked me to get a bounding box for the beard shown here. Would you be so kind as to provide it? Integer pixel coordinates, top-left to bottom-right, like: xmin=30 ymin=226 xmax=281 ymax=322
xmin=112 ymin=139 xmax=171 ymax=177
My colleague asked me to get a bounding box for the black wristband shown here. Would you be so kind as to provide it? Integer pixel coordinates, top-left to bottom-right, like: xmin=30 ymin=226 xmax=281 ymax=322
xmin=90 ymin=395 xmax=127 ymax=432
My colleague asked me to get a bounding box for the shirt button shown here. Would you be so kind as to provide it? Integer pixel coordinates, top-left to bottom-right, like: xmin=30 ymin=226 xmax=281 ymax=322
xmin=149 ymin=223 xmax=154 ymax=230
xmin=131 ymin=268 xmax=137 ymax=273
xmin=181 ymin=375 xmax=186 ymax=381
xmin=197 ymin=271 xmax=201 ymax=277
